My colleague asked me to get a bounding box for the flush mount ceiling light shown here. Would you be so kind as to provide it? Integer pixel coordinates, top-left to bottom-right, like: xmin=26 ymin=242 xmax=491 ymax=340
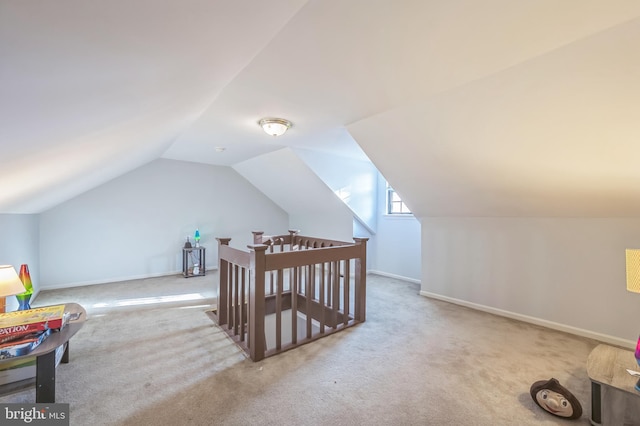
xmin=259 ymin=118 xmax=292 ymax=137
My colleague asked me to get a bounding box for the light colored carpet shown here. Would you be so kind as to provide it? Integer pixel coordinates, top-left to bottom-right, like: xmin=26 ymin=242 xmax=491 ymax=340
xmin=0 ymin=273 xmax=598 ymax=425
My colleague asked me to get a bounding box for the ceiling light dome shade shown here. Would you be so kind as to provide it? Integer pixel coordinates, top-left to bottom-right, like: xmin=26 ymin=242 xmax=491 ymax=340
xmin=259 ymin=118 xmax=292 ymax=136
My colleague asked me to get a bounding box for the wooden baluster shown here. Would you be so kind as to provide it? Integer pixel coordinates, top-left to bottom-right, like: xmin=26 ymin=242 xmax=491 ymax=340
xmin=228 ymin=264 xmax=234 ymax=330
xmin=343 ymin=259 xmax=350 ymax=326
xmin=233 ymin=264 xmax=239 ymax=335
xmin=326 ymin=261 xmax=332 ymax=308
xmin=246 ymin=269 xmax=252 ymax=348
xmin=310 ymin=260 xmax=316 ymax=302
xmin=276 ymin=269 xmax=283 ymax=350
xmin=291 ymin=265 xmax=298 ymax=345
xmin=248 ymin=244 xmax=268 ymax=361
xmin=288 ymin=229 xmax=298 ymax=251
xmin=319 ymin=262 xmax=326 ymax=333
xmin=240 ymin=267 xmax=246 ymax=341
xmin=269 ymin=243 xmax=274 ymax=295
xmin=306 ymin=264 xmax=312 ymax=339
xmin=216 ymin=238 xmax=231 ymax=327
xmin=332 ymin=260 xmax=339 ymax=328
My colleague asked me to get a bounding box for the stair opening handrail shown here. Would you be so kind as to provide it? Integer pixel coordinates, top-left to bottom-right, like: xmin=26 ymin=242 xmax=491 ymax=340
xmin=214 ymin=232 xmax=368 ymax=361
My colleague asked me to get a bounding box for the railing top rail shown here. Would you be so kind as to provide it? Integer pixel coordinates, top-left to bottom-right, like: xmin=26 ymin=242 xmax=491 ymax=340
xmin=249 ymin=242 xmax=365 ymax=271
xmin=253 ymin=229 xmax=298 ymax=246
xmin=217 ymin=240 xmax=251 ymax=267
xmin=292 ymin=235 xmax=351 ymax=247
xmin=216 ymin=230 xmax=368 ymax=362
xmin=219 ymin=232 xmax=368 ymax=268
xmin=253 ymin=230 xmax=365 ymax=248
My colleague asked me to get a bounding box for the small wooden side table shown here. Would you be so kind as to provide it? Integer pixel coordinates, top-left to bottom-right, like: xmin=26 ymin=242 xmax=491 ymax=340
xmin=0 ymin=303 xmax=86 ymax=403
xmin=182 ymin=246 xmax=205 ymax=277
xmin=587 ymin=344 xmax=640 ymax=425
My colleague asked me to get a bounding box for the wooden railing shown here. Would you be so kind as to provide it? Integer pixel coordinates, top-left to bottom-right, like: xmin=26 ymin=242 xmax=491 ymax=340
xmin=212 ymin=230 xmax=368 ymax=361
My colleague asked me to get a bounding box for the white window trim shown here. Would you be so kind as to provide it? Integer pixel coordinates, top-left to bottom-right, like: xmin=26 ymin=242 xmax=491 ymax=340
xmin=385 ymin=183 xmax=413 ymax=216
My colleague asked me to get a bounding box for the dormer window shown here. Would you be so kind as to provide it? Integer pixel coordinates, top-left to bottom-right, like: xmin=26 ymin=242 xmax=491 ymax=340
xmin=386 ymin=182 xmax=411 ymax=215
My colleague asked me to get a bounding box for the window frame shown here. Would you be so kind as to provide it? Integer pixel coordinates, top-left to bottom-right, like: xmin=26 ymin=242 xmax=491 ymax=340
xmin=385 ymin=183 xmax=412 ymax=215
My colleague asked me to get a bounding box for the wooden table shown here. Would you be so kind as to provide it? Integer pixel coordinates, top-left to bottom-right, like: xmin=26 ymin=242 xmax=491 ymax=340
xmin=0 ymin=303 xmax=86 ymax=403
xmin=586 ymin=344 xmax=640 ymax=425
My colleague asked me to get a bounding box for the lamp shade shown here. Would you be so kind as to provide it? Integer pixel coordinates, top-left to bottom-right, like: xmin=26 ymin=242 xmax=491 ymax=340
xmin=0 ymin=265 xmax=26 ymax=297
xmin=626 ymin=249 xmax=640 ymax=293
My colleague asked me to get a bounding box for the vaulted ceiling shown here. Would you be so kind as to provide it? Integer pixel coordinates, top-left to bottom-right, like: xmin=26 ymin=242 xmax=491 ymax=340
xmin=2 ymin=1 xmax=640 ymax=216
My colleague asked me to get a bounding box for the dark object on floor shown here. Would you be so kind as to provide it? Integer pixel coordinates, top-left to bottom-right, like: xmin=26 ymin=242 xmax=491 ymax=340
xmin=530 ymin=378 xmax=582 ymax=420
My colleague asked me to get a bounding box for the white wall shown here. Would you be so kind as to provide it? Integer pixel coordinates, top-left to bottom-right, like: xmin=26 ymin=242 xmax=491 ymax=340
xmin=353 ymin=218 xmax=375 ymax=273
xmin=369 ymin=174 xmax=421 ymax=282
xmin=0 ymin=214 xmax=39 ymax=309
xmin=372 ymin=215 xmax=421 ymax=282
xmin=289 ymin=212 xmax=353 ymax=242
xmin=234 ymin=148 xmax=355 ymax=242
xmin=420 ymin=217 xmax=640 ymax=346
xmin=39 ymin=159 xmax=288 ymax=288
xmin=294 ymin=148 xmax=378 ymax=233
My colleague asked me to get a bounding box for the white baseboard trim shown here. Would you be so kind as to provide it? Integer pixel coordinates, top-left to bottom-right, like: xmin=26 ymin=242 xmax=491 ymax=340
xmin=419 ymin=290 xmax=636 ymax=350
xmin=369 ymin=270 xmax=421 ymax=284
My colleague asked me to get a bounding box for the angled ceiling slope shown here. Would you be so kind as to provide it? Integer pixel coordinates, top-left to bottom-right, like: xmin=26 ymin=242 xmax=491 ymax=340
xmin=233 ymin=148 xmax=351 ymax=217
xmin=349 ymin=15 xmax=640 ymax=217
xmin=0 ymin=0 xmax=307 ymax=213
xmin=3 ymin=0 xmax=640 ymax=219
xmin=232 ymin=148 xmax=355 ymax=240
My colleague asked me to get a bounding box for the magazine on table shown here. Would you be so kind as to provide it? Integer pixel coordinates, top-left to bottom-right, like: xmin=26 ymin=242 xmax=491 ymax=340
xmin=0 ymin=329 xmax=52 ymax=360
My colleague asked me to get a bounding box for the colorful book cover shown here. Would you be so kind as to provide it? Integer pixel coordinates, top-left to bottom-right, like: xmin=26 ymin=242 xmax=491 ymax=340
xmin=0 ymin=345 xmax=66 ymax=385
xmin=0 ymin=329 xmax=51 ymax=360
xmin=0 ymin=329 xmax=39 ymax=345
xmin=0 ymin=305 xmax=66 ymax=340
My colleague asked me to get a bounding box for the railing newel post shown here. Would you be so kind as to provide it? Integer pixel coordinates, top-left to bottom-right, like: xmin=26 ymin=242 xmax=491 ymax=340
xmin=252 ymin=231 xmax=264 ymax=244
xmin=353 ymin=237 xmax=368 ymax=322
xmin=288 ymin=229 xmax=299 ymax=249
